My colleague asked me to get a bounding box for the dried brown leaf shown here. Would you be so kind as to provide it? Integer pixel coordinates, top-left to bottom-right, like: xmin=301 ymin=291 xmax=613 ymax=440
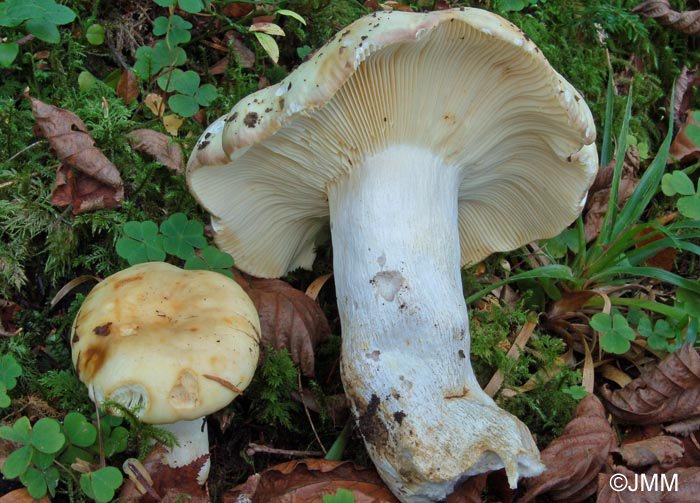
xmin=0 ymin=299 xmax=20 ymax=336
xmin=672 ymin=66 xmax=700 ymax=128
xmin=596 ymin=465 xmax=659 ymax=503
xmin=126 ymin=129 xmax=183 ymax=173
xmin=236 ymin=272 xmax=330 ymax=376
xmin=670 ymin=109 xmax=700 ymax=163
xmin=664 ymin=417 xmax=700 ymax=437
xmin=520 ymin=394 xmax=617 ymax=503
xmin=0 ymin=489 xmax=49 ymax=503
xmin=633 ymin=213 xmax=677 ymax=271
xmin=208 ymin=33 xmax=255 ymax=73
xmin=446 ymin=474 xmax=487 ymax=503
xmin=223 ymin=458 xmax=399 ymax=503
xmin=599 ymin=344 xmax=700 ymax=425
xmin=584 ymin=147 xmax=640 ymax=242
xmin=223 ymin=2 xmax=254 ymax=17
xmin=597 ymin=466 xmax=700 ymax=503
xmin=117 ymin=70 xmax=139 ymax=105
xmin=633 ymin=1 xmax=700 ymax=36
xmin=25 ymin=91 xmax=124 ymax=214
xmin=119 ymin=446 xmax=208 ymax=503
xmin=547 ymin=290 xmax=596 ymax=320
xmin=614 ymin=436 xmax=685 ymax=468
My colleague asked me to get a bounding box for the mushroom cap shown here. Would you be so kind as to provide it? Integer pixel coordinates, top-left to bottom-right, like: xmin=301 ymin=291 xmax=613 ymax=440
xmin=187 ymin=7 xmax=598 ymax=278
xmin=71 ymin=262 xmax=261 ymax=424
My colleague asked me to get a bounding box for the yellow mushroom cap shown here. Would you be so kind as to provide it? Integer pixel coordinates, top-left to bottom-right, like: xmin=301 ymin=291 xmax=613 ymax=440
xmin=70 ymin=262 xmax=261 ymax=424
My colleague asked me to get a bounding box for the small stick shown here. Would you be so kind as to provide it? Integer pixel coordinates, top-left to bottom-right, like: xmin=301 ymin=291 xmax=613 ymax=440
xmin=245 ymin=443 xmax=323 ymax=458
xmin=298 ymin=372 xmax=326 ymax=454
xmin=4 ymin=140 xmax=45 ymax=163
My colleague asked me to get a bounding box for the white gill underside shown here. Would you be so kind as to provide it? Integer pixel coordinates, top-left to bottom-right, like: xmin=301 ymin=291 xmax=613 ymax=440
xmin=328 ymin=146 xmax=543 ymax=503
xmin=190 ymin=19 xmax=595 ymax=278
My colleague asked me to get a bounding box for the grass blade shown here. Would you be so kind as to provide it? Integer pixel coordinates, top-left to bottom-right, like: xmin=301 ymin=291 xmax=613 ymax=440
xmin=600 ymin=65 xmax=615 ymax=167
xmin=589 ymin=265 xmax=700 ymax=293
xmin=465 ymin=265 xmax=576 ymax=304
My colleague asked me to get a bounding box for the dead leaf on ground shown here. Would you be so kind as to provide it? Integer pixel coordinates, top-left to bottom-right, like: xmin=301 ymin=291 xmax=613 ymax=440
xmin=236 ymin=272 xmax=330 ymax=377
xmin=446 ymin=473 xmax=487 ymax=503
xmin=520 ymin=394 xmax=617 ymax=503
xmin=0 ymin=489 xmax=49 ymax=503
xmin=632 ymin=213 xmax=677 ymax=271
xmin=223 ymin=459 xmax=399 ymax=503
xmin=672 ymin=66 xmax=699 ymax=128
xmin=126 ymin=129 xmax=183 ymax=173
xmin=208 ymin=33 xmax=255 ymax=74
xmin=584 ymin=146 xmax=640 ymax=242
xmin=633 ymin=1 xmax=700 ymax=36
xmin=222 ymin=2 xmax=254 ymax=17
xmin=613 ymin=436 xmax=684 ymax=469
xmin=596 ymin=465 xmax=658 ymax=503
xmin=0 ymin=299 xmax=20 ymax=336
xmin=670 ymin=109 xmax=700 ymax=163
xmin=599 ymin=344 xmax=700 ymax=425
xmin=25 ymin=91 xmax=124 ymax=214
xmin=162 ymin=114 xmax=183 ymax=136
xmin=144 ymin=93 xmax=165 ymax=117
xmin=119 ymin=446 xmax=208 ymax=503
xmin=664 ymin=416 xmax=700 ymax=437
xmin=117 ymin=69 xmax=139 ymax=105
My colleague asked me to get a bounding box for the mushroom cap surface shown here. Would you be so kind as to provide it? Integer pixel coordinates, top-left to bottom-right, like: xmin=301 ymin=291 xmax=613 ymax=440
xmin=187 ymin=7 xmax=598 ymax=278
xmin=71 ymin=262 xmax=261 ymax=424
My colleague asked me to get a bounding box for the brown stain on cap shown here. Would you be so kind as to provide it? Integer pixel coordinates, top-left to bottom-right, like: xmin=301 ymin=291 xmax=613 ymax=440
xmin=80 ymin=345 xmax=108 ymax=381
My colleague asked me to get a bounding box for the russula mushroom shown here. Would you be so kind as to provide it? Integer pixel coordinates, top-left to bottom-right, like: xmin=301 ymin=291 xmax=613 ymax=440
xmin=186 ymin=8 xmax=598 ymax=503
xmin=71 ymin=262 xmax=260 ymax=484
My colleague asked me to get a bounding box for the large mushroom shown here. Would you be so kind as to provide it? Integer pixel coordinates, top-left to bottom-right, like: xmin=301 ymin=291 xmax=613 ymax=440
xmin=71 ymin=262 xmax=260 ymax=484
xmin=186 ymin=8 xmax=598 ymax=503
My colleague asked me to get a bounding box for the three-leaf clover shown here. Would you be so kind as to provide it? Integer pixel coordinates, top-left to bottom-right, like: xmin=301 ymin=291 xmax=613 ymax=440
xmin=590 ymin=312 xmax=636 ymax=354
xmin=116 ymin=221 xmax=166 ymax=265
xmin=185 ymin=245 xmax=234 ymax=278
xmin=563 ymin=385 xmax=588 ymax=400
xmin=0 ymin=353 xmax=21 ymax=407
xmin=157 ymin=69 xmax=217 ymax=117
xmin=160 ymin=212 xmax=207 ymax=259
xmin=153 ymin=14 xmax=192 ymax=45
xmin=80 ymin=466 xmax=124 ymax=503
xmin=637 ymin=316 xmax=679 ymax=351
xmin=661 ymin=170 xmax=700 ymax=220
xmin=132 ymin=41 xmax=186 ymax=81
xmin=0 ymin=0 xmax=76 ymax=43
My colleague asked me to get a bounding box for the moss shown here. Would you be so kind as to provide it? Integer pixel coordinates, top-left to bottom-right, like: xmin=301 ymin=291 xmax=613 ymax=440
xmin=292 ymin=0 xmax=369 ymax=48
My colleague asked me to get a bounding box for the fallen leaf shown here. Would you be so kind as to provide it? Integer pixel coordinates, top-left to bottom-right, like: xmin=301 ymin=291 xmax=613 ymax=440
xmin=596 ymin=465 xmax=658 ymax=503
xmin=599 ymin=344 xmax=700 ymax=425
xmin=126 ymin=129 xmax=183 ymax=173
xmin=223 ymin=459 xmax=399 ymax=503
xmin=0 ymin=299 xmax=20 ymax=336
xmin=670 ymin=109 xmax=700 ymax=163
xmin=446 ymin=473 xmax=487 ymax=503
xmin=25 ymin=91 xmax=124 ymax=214
xmin=520 ymin=394 xmax=617 ymax=503
xmin=613 ymin=436 xmax=684 ymax=468
xmin=547 ymin=291 xmax=596 ymax=320
xmin=364 ymin=0 xmax=380 ymax=11
xmin=144 ymin=93 xmax=165 ymax=117
xmin=208 ymin=33 xmax=255 ymax=74
xmin=380 ymin=1 xmax=413 ymax=11
xmin=664 ymin=416 xmax=700 ymax=437
xmin=633 ymin=213 xmax=677 ymax=271
xmin=0 ymin=489 xmax=49 ymax=503
xmin=117 ymin=69 xmax=139 ymax=105
xmin=672 ymin=66 xmax=699 ymax=128
xmin=633 ymin=1 xmax=700 ymax=36
xmin=235 ymin=272 xmax=330 ymax=376
xmin=119 ymin=446 xmax=208 ymax=503
xmin=223 ymin=2 xmax=254 ymax=17
xmin=162 ymin=114 xmax=184 ymax=136
xmin=584 ymin=146 xmax=640 ymax=242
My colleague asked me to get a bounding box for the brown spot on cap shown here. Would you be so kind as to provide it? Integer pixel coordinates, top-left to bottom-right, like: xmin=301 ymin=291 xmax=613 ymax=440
xmin=243 ymin=112 xmax=259 ymax=128
xmin=80 ymin=345 xmax=107 ymax=381
xmin=114 ymin=275 xmax=143 ymax=289
xmin=278 ymin=97 xmax=285 ymax=111
xmin=93 ymin=322 xmax=112 ymax=336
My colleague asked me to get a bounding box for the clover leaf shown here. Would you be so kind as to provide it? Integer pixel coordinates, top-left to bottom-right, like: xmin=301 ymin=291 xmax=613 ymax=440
xmin=661 ymin=170 xmax=700 ymax=219
xmin=323 ymin=489 xmax=355 ymax=503
xmin=0 ymin=42 xmax=19 ymax=67
xmin=0 ymin=353 xmax=22 ymax=391
xmin=31 ymin=418 xmax=65 ymax=454
xmin=21 ymin=466 xmax=59 ymax=499
xmin=86 ymin=24 xmax=104 ymax=45
xmin=160 ymin=213 xmax=207 ymax=260
xmin=637 ymin=316 xmax=681 ymax=352
xmin=185 ymin=245 xmax=234 ymax=278
xmin=563 ymin=385 xmax=588 ymax=400
xmin=63 ymin=412 xmax=97 ymax=447
xmin=178 ymin=0 xmax=203 ymax=13
xmin=590 ymin=312 xmax=636 ymax=354
xmin=0 ymin=416 xmax=31 ymax=444
xmin=80 ymin=466 xmax=124 ymax=503
xmin=116 ymin=221 xmax=166 ymax=265
xmin=103 ymin=426 xmax=128 ymax=457
xmin=2 ymin=444 xmax=33 ymax=478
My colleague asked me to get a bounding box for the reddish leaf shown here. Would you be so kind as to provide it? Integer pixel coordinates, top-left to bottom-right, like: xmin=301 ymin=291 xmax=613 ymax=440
xmin=209 ymin=32 xmax=255 ymax=73
xmin=25 ymin=91 xmax=124 ymax=214
xmin=223 ymin=459 xmax=399 ymax=503
xmin=596 ymin=465 xmax=659 ymax=503
xmin=446 ymin=473 xmax=487 ymax=503
xmin=597 ymin=466 xmax=700 ymax=503
xmin=236 ymin=272 xmax=330 ymax=377
xmin=117 ymin=69 xmax=139 ymax=105
xmin=670 ymin=109 xmax=700 ymax=163
xmin=520 ymin=394 xmax=617 ymax=503
xmin=119 ymin=446 xmax=208 ymax=503
xmin=222 ymin=2 xmax=254 ymax=17
xmin=633 ymin=214 xmax=677 ymax=271
xmin=547 ymin=290 xmax=596 ymax=320
xmin=0 ymin=299 xmax=20 ymax=336
xmin=672 ymin=66 xmax=700 ymax=129
xmin=0 ymin=489 xmax=49 ymax=503
xmin=613 ymin=436 xmax=685 ymax=469
xmin=599 ymin=344 xmax=700 ymax=425
xmin=126 ymin=129 xmax=183 ymax=173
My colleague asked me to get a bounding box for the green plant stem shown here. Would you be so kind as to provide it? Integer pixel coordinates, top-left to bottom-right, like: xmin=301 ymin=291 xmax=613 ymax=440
xmin=584 ymin=296 xmax=687 ymax=320
xmin=53 ymin=459 xmax=79 ymax=485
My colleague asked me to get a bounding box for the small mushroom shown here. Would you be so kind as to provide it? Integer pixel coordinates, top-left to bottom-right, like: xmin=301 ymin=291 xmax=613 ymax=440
xmin=71 ymin=262 xmax=260 ymax=484
xmin=186 ymin=8 xmax=597 ymax=503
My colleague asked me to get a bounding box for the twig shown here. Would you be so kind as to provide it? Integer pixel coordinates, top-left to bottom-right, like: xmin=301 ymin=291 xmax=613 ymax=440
xmin=245 ymin=442 xmax=323 ymax=458
xmin=298 ymin=372 xmax=326 ymax=454
xmin=3 ymin=140 xmax=45 ymax=163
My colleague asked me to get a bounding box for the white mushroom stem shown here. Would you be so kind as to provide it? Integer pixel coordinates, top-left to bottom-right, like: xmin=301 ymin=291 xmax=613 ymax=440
xmin=327 ymin=145 xmax=544 ymax=503
xmin=157 ymin=417 xmax=210 ymax=485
